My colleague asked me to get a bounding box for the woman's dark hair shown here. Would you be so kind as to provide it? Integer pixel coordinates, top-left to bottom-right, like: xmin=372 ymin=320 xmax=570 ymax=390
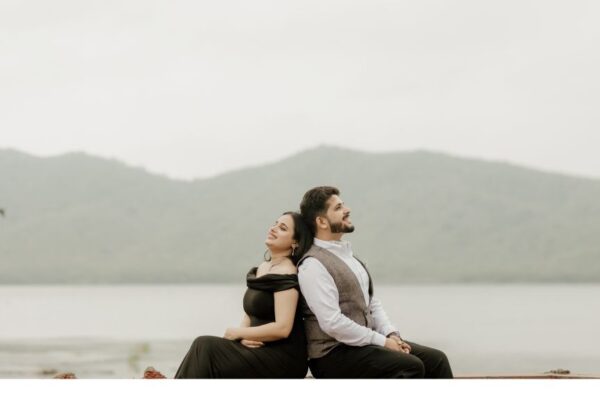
xmin=283 ymin=211 xmax=313 ymax=265
xmin=299 ymin=186 xmax=340 ymax=235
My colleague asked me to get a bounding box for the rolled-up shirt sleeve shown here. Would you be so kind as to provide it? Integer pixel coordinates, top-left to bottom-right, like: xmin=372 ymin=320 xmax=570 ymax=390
xmin=298 ymin=257 xmax=387 ymax=347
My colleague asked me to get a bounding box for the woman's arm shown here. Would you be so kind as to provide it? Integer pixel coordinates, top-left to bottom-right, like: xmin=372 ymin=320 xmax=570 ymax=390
xmin=225 ymin=288 xmax=299 ymax=342
xmin=240 ymin=313 xmax=251 ymax=327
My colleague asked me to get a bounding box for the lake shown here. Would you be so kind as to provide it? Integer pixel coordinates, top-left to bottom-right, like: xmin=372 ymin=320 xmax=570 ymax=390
xmin=0 ymin=284 xmax=598 ymax=378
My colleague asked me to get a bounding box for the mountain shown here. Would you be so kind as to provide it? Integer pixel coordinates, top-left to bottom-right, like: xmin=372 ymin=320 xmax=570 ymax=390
xmin=1 ymin=146 xmax=599 ymax=283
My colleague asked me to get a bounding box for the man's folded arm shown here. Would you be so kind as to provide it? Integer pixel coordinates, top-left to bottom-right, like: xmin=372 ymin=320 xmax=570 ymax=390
xmin=298 ymin=258 xmax=386 ymax=347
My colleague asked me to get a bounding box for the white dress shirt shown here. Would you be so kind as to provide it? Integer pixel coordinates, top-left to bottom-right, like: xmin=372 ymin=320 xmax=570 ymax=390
xmin=298 ymin=238 xmax=399 ymax=347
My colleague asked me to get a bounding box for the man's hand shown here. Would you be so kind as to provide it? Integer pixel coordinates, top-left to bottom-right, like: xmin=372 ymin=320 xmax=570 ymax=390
xmin=385 ymin=337 xmax=408 ymax=353
xmin=240 ymin=339 xmax=264 ymax=349
xmin=386 ymin=335 xmax=411 ymax=354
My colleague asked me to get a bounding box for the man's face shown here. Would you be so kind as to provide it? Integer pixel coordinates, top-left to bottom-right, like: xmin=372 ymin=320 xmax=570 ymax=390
xmin=324 ymin=195 xmax=354 ymax=234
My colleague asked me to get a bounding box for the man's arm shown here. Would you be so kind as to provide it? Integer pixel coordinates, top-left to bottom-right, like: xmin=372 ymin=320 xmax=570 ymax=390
xmin=370 ymin=298 xmax=410 ymax=353
xmin=298 ymin=258 xmax=387 ymax=347
xmin=370 ymin=297 xmax=401 ymax=338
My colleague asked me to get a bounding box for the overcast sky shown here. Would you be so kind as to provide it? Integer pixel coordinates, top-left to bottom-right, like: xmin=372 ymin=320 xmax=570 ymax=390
xmin=1 ymin=0 xmax=599 ymax=180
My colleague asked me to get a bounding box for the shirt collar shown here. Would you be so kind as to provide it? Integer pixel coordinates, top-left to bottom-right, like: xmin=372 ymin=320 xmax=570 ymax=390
xmin=314 ymin=237 xmax=353 ymax=253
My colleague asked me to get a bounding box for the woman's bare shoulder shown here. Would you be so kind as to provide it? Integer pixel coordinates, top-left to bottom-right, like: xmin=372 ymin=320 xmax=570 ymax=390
xmin=270 ymin=259 xmax=298 ymax=275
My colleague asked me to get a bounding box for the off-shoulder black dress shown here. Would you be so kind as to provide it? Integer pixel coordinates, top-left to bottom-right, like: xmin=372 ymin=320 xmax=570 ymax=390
xmin=174 ymin=268 xmax=308 ymax=378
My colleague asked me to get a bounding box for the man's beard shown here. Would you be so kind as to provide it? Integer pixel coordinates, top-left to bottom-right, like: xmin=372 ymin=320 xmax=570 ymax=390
xmin=329 ymin=219 xmax=355 ymax=234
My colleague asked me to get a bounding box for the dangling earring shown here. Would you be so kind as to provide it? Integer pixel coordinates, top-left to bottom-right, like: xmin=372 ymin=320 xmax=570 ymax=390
xmin=291 ymin=246 xmax=296 ymax=256
xmin=264 ymin=249 xmax=271 ymax=261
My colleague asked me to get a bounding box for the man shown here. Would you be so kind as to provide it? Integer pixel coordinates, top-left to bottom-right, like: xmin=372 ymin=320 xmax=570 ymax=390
xmin=298 ymin=186 xmax=453 ymax=378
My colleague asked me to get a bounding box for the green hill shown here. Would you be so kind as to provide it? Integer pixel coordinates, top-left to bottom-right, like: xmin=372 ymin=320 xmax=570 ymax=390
xmin=1 ymin=146 xmax=599 ymax=283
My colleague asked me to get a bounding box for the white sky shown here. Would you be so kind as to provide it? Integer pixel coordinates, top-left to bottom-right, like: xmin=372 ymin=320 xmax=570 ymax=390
xmin=1 ymin=0 xmax=599 ymax=180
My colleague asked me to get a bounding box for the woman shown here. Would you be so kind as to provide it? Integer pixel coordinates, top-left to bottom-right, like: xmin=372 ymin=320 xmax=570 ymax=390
xmin=173 ymin=211 xmax=312 ymax=378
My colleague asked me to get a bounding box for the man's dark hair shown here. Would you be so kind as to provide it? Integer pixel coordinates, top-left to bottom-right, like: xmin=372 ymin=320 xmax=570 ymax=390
xmin=300 ymin=186 xmax=340 ymax=235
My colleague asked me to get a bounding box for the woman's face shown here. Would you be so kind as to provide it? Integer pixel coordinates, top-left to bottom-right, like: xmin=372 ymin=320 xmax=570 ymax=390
xmin=265 ymin=214 xmax=295 ymax=253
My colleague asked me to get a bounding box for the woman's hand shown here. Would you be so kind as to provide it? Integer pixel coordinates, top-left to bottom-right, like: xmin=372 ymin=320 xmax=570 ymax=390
xmin=240 ymin=339 xmax=264 ymax=349
xmin=223 ymin=327 xmax=240 ymax=341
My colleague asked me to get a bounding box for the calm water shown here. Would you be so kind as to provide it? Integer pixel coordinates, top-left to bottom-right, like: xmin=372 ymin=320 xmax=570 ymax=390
xmin=0 ymin=284 xmax=598 ymax=378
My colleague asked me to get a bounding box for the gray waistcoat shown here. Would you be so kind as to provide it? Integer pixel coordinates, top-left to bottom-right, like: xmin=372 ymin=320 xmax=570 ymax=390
xmin=298 ymin=245 xmax=374 ymax=359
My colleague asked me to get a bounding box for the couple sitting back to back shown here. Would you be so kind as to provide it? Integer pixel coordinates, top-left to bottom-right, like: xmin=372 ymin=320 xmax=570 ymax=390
xmin=174 ymin=186 xmax=453 ymax=379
